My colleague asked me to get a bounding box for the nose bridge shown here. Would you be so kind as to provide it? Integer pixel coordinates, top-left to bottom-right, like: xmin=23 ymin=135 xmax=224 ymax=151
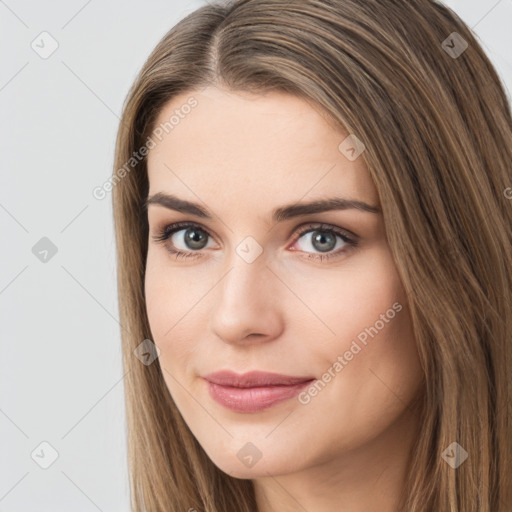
xmin=209 ymin=249 xmax=282 ymax=343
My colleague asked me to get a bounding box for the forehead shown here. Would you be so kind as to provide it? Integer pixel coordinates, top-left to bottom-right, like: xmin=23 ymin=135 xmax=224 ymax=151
xmin=146 ymin=86 xmax=378 ymax=212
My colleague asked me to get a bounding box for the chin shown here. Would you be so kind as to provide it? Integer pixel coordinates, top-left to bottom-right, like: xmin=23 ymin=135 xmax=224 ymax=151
xmin=202 ymin=440 xmax=301 ymax=479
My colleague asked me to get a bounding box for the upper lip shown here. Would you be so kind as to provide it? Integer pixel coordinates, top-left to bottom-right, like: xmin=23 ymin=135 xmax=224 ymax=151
xmin=203 ymin=370 xmax=315 ymax=388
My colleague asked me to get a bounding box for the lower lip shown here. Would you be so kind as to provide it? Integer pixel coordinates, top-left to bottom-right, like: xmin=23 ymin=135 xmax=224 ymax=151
xmin=204 ymin=379 xmax=314 ymax=413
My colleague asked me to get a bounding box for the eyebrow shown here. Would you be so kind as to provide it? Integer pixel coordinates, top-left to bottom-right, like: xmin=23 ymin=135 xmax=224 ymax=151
xmin=144 ymin=192 xmax=380 ymax=222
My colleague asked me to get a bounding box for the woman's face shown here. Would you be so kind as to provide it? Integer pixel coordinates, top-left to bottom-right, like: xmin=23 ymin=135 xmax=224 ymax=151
xmin=145 ymin=86 xmax=423 ymax=479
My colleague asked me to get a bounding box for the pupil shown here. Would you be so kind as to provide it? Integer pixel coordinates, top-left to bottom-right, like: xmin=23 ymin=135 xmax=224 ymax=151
xmin=312 ymin=231 xmax=336 ymax=252
xmin=185 ymin=228 xmax=207 ymax=250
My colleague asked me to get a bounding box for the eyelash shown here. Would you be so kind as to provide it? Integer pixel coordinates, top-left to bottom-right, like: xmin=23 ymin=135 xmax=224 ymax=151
xmin=151 ymin=221 xmax=358 ymax=262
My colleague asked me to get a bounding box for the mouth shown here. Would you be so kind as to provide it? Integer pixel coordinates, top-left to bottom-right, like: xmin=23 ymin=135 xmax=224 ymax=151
xmin=202 ymin=370 xmax=316 ymax=413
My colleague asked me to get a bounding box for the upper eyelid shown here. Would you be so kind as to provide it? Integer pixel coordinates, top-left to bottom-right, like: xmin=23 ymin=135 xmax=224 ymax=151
xmin=154 ymin=220 xmax=357 ymax=246
xmin=294 ymin=223 xmax=357 ymax=240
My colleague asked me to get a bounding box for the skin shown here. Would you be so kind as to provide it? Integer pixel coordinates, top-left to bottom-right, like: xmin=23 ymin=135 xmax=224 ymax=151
xmin=145 ymin=86 xmax=424 ymax=512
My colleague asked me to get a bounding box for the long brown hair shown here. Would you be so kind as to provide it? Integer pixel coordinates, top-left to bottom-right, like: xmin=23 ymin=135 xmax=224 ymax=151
xmin=111 ymin=1 xmax=512 ymax=510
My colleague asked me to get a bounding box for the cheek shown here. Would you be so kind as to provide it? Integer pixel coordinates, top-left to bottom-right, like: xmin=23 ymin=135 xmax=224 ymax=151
xmin=282 ymin=245 xmax=407 ymax=348
xmin=145 ymin=251 xmax=174 ymax=337
xmin=294 ymin=245 xmax=422 ymax=417
xmin=144 ymin=254 xmax=204 ymax=411
xmin=144 ymin=249 xmax=200 ymax=365
xmin=145 ymin=246 xmax=208 ymax=329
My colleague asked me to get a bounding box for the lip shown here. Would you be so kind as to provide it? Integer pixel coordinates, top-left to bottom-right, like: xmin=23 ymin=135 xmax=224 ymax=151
xmin=203 ymin=370 xmax=315 ymax=413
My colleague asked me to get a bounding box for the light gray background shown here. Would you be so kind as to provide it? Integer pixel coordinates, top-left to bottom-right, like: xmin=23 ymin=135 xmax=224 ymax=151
xmin=1 ymin=1 xmax=511 ymax=510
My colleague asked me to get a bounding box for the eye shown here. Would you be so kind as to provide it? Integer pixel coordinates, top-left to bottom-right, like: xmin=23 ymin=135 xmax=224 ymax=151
xmin=151 ymin=221 xmax=358 ymax=262
xmin=290 ymin=223 xmax=358 ymax=261
xmin=151 ymin=221 xmax=216 ymax=259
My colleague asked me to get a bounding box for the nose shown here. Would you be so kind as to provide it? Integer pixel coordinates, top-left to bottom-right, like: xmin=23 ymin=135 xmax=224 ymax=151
xmin=208 ymin=254 xmax=284 ymax=345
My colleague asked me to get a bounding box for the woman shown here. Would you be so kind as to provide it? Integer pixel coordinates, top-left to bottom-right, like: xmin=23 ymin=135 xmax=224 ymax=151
xmin=112 ymin=0 xmax=512 ymax=510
